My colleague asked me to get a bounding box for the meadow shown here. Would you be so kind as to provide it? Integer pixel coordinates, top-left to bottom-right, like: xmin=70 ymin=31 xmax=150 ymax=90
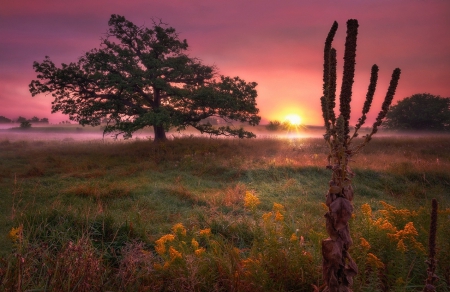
xmin=0 ymin=132 xmax=449 ymax=291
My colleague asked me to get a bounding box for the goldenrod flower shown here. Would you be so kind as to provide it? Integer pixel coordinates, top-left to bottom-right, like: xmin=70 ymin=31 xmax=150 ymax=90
xmin=155 ymin=234 xmax=175 ymax=255
xmin=380 ymin=201 xmax=395 ymax=211
xmin=169 ymin=246 xmax=182 ymax=260
xmin=397 ymin=239 xmax=407 ymax=253
xmin=273 ymin=203 xmax=285 ymax=212
xmin=8 ymin=225 xmax=23 ymax=243
xmin=361 ymin=203 xmax=372 ymax=217
xmin=195 ymin=247 xmax=206 ymax=256
xmin=262 ymin=212 xmax=273 ymax=221
xmin=155 ymin=243 xmax=166 ymax=255
xmin=290 ymin=233 xmax=298 ymax=242
xmin=172 ymin=223 xmax=187 ymax=236
xmin=360 ymin=237 xmax=371 ymax=249
xmin=199 ymin=228 xmax=211 ymax=236
xmin=244 ymin=191 xmax=260 ymax=209
xmin=403 ymin=222 xmax=418 ymax=236
xmin=367 ymin=253 xmax=384 ymax=269
xmin=156 ymin=234 xmax=175 ymax=244
xmin=392 ymin=209 xmax=411 ymax=217
xmin=191 ymin=238 xmax=199 ymax=250
xmin=275 ymin=211 xmax=284 ymax=221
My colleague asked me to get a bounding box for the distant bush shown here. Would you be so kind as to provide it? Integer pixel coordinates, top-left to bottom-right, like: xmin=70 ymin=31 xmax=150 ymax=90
xmin=20 ymin=121 xmax=32 ymax=129
xmin=266 ymin=120 xmax=283 ymax=131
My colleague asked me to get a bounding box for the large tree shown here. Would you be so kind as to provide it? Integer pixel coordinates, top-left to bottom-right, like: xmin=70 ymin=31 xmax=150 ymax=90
xmin=384 ymin=93 xmax=450 ymax=131
xmin=29 ymin=15 xmax=261 ymax=141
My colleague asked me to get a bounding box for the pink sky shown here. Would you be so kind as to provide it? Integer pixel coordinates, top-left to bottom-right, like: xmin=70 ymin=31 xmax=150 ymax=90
xmin=1 ymin=0 xmax=449 ymax=125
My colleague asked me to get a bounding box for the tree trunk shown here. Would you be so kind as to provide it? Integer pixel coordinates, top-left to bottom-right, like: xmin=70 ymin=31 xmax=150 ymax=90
xmin=153 ymin=125 xmax=167 ymax=143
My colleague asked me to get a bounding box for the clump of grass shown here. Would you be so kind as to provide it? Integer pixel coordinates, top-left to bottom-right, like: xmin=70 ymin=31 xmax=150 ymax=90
xmin=63 ymin=181 xmax=136 ymax=199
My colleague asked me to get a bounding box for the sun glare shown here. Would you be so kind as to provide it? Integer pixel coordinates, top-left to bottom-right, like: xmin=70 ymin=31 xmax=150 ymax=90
xmin=284 ymin=114 xmax=301 ymax=126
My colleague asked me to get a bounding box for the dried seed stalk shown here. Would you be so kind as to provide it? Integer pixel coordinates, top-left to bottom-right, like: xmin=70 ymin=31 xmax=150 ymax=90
xmin=320 ymin=19 xmax=401 ymax=291
xmin=423 ymin=198 xmax=438 ymax=292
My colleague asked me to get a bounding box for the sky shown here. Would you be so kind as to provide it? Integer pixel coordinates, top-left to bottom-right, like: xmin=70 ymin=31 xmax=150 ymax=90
xmin=1 ymin=0 xmax=449 ymax=126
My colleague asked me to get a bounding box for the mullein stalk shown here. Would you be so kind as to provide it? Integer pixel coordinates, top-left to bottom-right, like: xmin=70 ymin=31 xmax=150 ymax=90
xmin=319 ymin=19 xmax=401 ymax=292
xmin=423 ymin=198 xmax=438 ymax=292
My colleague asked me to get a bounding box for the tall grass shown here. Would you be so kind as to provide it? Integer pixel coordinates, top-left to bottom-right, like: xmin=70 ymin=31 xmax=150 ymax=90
xmin=0 ymin=136 xmax=449 ymax=291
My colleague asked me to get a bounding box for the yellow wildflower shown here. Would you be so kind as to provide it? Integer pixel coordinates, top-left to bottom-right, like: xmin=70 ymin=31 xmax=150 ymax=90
xmin=392 ymin=209 xmax=411 ymax=217
xmin=191 ymin=238 xmax=199 ymax=250
xmin=195 ymin=247 xmax=206 ymax=256
xmin=360 ymin=237 xmax=371 ymax=249
xmin=155 ymin=234 xmax=175 ymax=255
xmin=262 ymin=212 xmax=273 ymax=221
xmin=413 ymin=239 xmax=426 ymax=254
xmin=373 ymin=218 xmax=397 ymax=233
xmin=403 ymin=222 xmax=418 ymax=236
xmin=361 ymin=203 xmax=372 ymax=217
xmin=155 ymin=243 xmax=166 ymax=255
xmin=199 ymin=228 xmax=211 ymax=236
xmin=8 ymin=225 xmax=23 ymax=243
xmin=172 ymin=223 xmax=187 ymax=236
xmin=397 ymin=239 xmax=407 ymax=253
xmin=275 ymin=211 xmax=284 ymax=221
xmin=273 ymin=203 xmax=285 ymax=212
xmin=244 ymin=191 xmax=260 ymax=209
xmin=380 ymin=201 xmax=395 ymax=211
xmin=156 ymin=234 xmax=175 ymax=244
xmin=367 ymin=253 xmax=384 ymax=269
xmin=320 ymin=202 xmax=328 ymax=211
xmin=290 ymin=233 xmax=298 ymax=242
xmin=389 ymin=222 xmax=418 ymax=241
xmin=169 ymin=246 xmax=182 ymax=260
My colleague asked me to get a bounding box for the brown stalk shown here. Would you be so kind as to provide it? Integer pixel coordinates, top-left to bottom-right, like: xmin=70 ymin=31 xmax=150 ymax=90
xmin=319 ymin=19 xmax=401 ymax=292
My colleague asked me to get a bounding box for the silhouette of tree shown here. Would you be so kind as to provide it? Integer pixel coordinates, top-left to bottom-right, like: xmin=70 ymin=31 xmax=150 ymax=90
xmin=0 ymin=116 xmax=12 ymax=123
xmin=384 ymin=93 xmax=450 ymax=131
xmin=17 ymin=116 xmax=27 ymax=123
xmin=30 ymin=15 xmax=260 ymax=142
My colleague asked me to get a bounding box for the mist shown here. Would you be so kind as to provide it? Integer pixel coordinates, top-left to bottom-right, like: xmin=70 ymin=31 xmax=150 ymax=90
xmin=1 ymin=123 xmax=448 ymax=143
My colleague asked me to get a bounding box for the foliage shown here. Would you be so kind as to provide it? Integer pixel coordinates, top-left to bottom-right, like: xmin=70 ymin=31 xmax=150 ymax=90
xmin=16 ymin=116 xmax=27 ymax=123
xmin=29 ymin=14 xmax=261 ymax=142
xmin=384 ymin=93 xmax=450 ymax=131
xmin=319 ymin=19 xmax=401 ymax=291
xmin=19 ymin=121 xmax=31 ymax=129
xmin=0 ymin=116 xmax=12 ymax=123
xmin=265 ymin=120 xmax=283 ymax=131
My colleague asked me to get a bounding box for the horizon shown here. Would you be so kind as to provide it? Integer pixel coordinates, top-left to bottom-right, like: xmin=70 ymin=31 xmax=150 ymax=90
xmin=1 ymin=0 xmax=449 ymax=126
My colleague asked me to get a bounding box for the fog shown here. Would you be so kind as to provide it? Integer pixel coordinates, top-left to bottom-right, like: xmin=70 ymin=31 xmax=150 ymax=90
xmin=0 ymin=124 xmax=449 ymax=142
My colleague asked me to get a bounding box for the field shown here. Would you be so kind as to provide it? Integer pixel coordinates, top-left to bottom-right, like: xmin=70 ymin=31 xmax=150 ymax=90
xmin=0 ymin=132 xmax=449 ymax=291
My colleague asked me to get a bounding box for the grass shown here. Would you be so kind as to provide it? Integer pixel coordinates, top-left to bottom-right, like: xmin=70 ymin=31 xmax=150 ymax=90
xmin=0 ymin=135 xmax=449 ymax=291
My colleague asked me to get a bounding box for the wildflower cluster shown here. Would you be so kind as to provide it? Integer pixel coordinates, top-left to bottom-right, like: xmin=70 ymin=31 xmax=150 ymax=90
xmin=262 ymin=202 xmax=285 ymax=223
xmin=355 ymin=201 xmax=436 ymax=290
xmin=8 ymin=225 xmax=23 ymax=245
xmin=153 ymin=223 xmax=211 ymax=271
xmin=243 ymin=191 xmax=260 ymax=210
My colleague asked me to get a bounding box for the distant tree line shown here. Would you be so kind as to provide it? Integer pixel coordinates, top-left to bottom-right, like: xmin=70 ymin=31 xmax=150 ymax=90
xmin=384 ymin=93 xmax=450 ymax=131
xmin=0 ymin=116 xmax=49 ymax=124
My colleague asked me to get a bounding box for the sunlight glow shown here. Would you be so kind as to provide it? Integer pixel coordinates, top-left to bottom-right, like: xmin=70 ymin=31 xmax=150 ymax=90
xmin=284 ymin=114 xmax=301 ymax=126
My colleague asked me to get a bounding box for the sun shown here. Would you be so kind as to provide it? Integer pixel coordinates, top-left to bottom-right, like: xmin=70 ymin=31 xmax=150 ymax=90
xmin=284 ymin=114 xmax=302 ymax=126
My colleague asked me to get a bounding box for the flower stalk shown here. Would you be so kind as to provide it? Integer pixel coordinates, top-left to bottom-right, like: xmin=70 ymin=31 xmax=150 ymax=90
xmin=319 ymin=19 xmax=401 ymax=291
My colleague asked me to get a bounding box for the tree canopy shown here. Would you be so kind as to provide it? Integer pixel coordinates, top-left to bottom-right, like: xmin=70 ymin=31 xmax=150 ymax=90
xmin=384 ymin=93 xmax=450 ymax=131
xmin=29 ymin=15 xmax=261 ymax=141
